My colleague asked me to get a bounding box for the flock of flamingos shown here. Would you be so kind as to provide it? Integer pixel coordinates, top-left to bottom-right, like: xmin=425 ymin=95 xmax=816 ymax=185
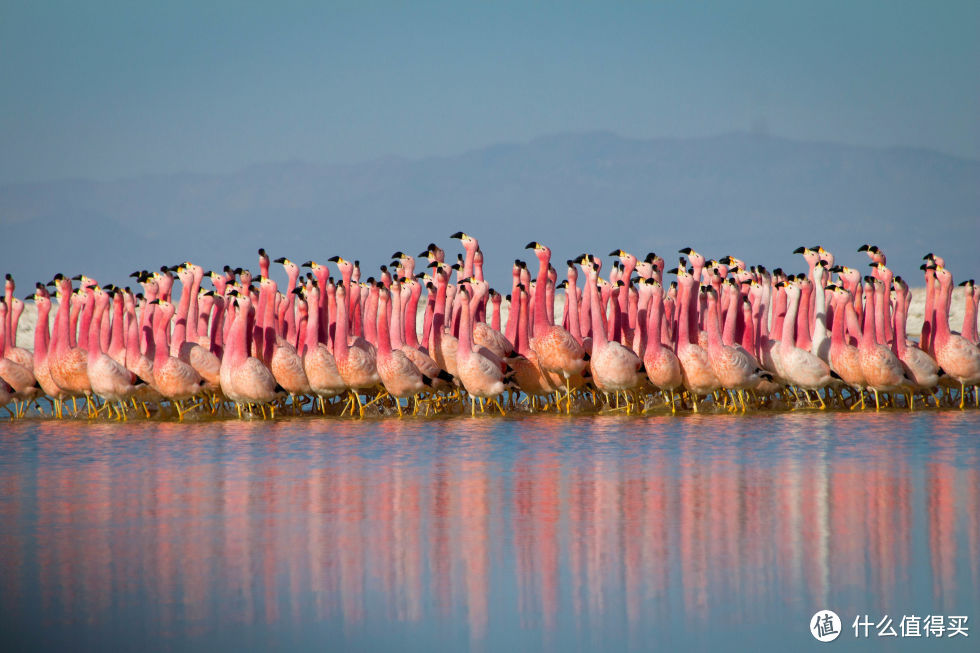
xmin=1 ymin=234 xmax=979 ymax=420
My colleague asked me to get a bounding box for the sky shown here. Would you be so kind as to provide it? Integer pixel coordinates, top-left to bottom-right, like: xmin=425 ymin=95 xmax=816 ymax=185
xmin=1 ymin=0 xmax=978 ymax=183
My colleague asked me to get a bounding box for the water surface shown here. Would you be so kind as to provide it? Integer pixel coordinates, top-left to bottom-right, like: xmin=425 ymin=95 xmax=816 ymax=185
xmin=1 ymin=412 xmax=978 ymax=651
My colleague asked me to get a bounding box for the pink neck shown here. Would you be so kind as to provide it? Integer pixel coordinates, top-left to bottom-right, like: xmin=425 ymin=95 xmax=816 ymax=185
xmin=533 ymin=255 xmax=550 ymax=336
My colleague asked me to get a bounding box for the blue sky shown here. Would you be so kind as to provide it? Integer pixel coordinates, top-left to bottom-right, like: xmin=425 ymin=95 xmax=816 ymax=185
xmin=1 ymin=1 xmax=977 ymax=182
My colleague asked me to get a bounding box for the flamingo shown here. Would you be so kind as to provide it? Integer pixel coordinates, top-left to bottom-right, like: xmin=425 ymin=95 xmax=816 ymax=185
xmin=827 ymin=286 xmax=867 ymax=407
xmin=218 ymin=292 xmax=283 ymax=416
xmin=454 ymin=285 xmax=507 ymax=416
xmin=374 ymin=287 xmax=428 ymax=416
xmin=293 ymin=285 xmax=346 ymax=411
xmin=576 ymin=264 xmax=641 ymax=410
xmin=333 ymin=283 xmax=380 ymax=417
xmin=892 ymin=277 xmax=941 ymax=406
xmin=671 ymin=265 xmax=718 ymax=411
xmin=857 ymin=278 xmax=911 ymax=410
xmin=640 ymin=279 xmax=682 ymax=410
xmin=86 ymin=288 xmax=143 ymax=419
xmin=525 ymin=242 xmax=586 ymax=411
xmin=932 ymin=266 xmax=980 ymax=408
xmin=45 ymin=274 xmax=93 ymax=413
xmin=28 ymin=288 xmax=68 ymax=416
xmin=778 ymin=280 xmax=836 ymax=408
xmin=508 ymin=284 xmax=560 ymax=408
xmin=148 ymin=299 xmax=205 ymax=419
xmin=703 ymin=287 xmax=771 ymax=411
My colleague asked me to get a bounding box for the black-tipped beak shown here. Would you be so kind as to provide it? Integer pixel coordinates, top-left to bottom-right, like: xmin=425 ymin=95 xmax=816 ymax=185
xmin=301 ymin=261 xmax=314 ymax=268
xmin=149 ymin=299 xmax=160 ymax=305
xmin=129 ymin=271 xmax=140 ymax=278
xmin=71 ymin=274 xmax=83 ymax=281
xmin=427 ymin=261 xmax=439 ymax=269
xmin=450 ymin=231 xmax=464 ymax=239
xmin=858 ymin=244 xmax=870 ymax=252
xmin=923 ymin=252 xmax=934 ymax=260
xmin=524 ymin=241 xmax=539 ymax=250
xmin=417 ymin=250 xmax=430 ymax=257
xmin=678 ymin=247 xmax=693 ymax=255
xmin=327 ymin=256 xmax=340 ymax=263
xmin=414 ymin=272 xmax=426 ymax=279
xmin=273 ymin=257 xmax=287 ymax=264
xmin=666 ymin=267 xmax=679 ymax=275
xmin=608 ymin=250 xmax=621 ymax=257
xmin=292 ymin=287 xmax=304 ymax=295
xmin=793 ymin=246 xmax=806 ymax=254
xmin=391 ymin=251 xmax=403 ymax=259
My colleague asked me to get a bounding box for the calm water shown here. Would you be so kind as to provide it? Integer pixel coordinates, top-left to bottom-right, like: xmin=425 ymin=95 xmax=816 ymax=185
xmin=1 ymin=412 xmax=978 ymax=652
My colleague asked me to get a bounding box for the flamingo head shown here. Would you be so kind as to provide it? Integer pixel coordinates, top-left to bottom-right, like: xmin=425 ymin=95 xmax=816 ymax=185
xmin=678 ymin=247 xmax=705 ymax=267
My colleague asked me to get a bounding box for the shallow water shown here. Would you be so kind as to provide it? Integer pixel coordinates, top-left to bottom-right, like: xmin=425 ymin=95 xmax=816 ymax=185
xmin=1 ymin=412 xmax=978 ymax=651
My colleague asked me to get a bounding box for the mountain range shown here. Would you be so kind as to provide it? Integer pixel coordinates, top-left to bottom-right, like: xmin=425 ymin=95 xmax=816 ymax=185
xmin=2 ymin=131 xmax=978 ymax=292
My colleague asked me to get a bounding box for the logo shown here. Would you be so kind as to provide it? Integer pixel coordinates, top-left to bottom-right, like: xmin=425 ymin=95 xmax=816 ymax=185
xmin=811 ymin=610 xmax=842 ymax=642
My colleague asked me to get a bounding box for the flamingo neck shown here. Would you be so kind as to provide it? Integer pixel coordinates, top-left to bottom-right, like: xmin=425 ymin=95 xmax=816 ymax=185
xmin=644 ymin=293 xmax=664 ymax=357
xmin=303 ymin=293 xmax=319 ymax=356
xmin=34 ymin=303 xmax=51 ymax=361
xmin=566 ymin=277 xmax=581 ymax=343
xmin=404 ymin=283 xmax=421 ymax=349
xmin=390 ymin=289 xmax=405 ymax=350
xmin=533 ymin=255 xmax=551 ymax=336
xmin=457 ymin=296 xmax=472 ymax=359
xmin=893 ymin=290 xmax=908 ymax=357
xmin=517 ymin=292 xmax=530 ymax=355
xmin=588 ymin=277 xmax=608 ymax=349
xmin=334 ymin=292 xmax=349 ymax=364
xmin=962 ymin=289 xmax=978 ymax=343
xmin=152 ymin=310 xmax=172 ymax=369
xmin=376 ymin=298 xmax=392 ymax=356
xmin=861 ymin=288 xmax=876 ymax=349
xmin=780 ymin=290 xmax=799 ymax=352
xmin=705 ymin=296 xmax=723 ymax=352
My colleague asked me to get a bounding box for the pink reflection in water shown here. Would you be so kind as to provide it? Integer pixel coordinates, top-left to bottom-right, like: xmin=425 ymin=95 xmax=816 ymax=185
xmin=0 ymin=414 xmax=977 ymax=643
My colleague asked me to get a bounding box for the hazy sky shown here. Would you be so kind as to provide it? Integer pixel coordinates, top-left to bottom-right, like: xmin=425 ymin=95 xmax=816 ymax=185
xmin=2 ymin=1 xmax=978 ymax=183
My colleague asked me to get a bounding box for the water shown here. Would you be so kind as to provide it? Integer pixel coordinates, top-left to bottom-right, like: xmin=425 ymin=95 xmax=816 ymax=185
xmin=1 ymin=412 xmax=978 ymax=651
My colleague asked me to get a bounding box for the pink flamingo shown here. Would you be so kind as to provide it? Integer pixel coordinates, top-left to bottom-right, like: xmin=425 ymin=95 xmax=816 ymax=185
xmin=145 ymin=299 xmax=204 ymax=418
xmin=86 ymin=288 xmax=143 ymax=418
xmin=454 ymin=286 xmax=507 ymax=416
xmin=28 ymin=288 xmax=68 ymax=416
xmin=375 ymin=287 xmax=427 ymax=415
xmin=932 ymin=266 xmax=980 ymax=408
xmin=46 ymin=274 xmax=92 ymax=412
xmin=582 ymin=263 xmax=642 ymax=410
xmin=704 ymin=287 xmax=771 ymax=411
xmin=508 ymin=284 xmax=560 ymax=408
xmin=294 ymin=285 xmax=346 ymax=411
xmin=857 ymin=278 xmax=910 ymax=410
xmin=218 ymin=292 xmax=282 ymax=416
xmin=333 ymin=284 xmax=380 ymax=417
xmin=672 ymin=265 xmax=718 ymax=411
xmin=892 ymin=277 xmax=940 ymax=406
xmin=827 ymin=286 xmax=866 ymax=407
xmin=525 ymin=242 xmax=586 ymax=411
xmin=640 ymin=279 xmax=682 ymax=410
xmin=778 ymin=280 xmax=836 ymax=408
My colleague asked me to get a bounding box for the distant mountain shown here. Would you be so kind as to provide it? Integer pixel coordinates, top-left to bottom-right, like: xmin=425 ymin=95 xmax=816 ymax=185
xmin=2 ymin=131 xmax=978 ymax=291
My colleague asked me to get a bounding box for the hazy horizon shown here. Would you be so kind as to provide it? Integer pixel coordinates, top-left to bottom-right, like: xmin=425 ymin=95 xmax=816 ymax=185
xmin=2 ymin=2 xmax=978 ymax=184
